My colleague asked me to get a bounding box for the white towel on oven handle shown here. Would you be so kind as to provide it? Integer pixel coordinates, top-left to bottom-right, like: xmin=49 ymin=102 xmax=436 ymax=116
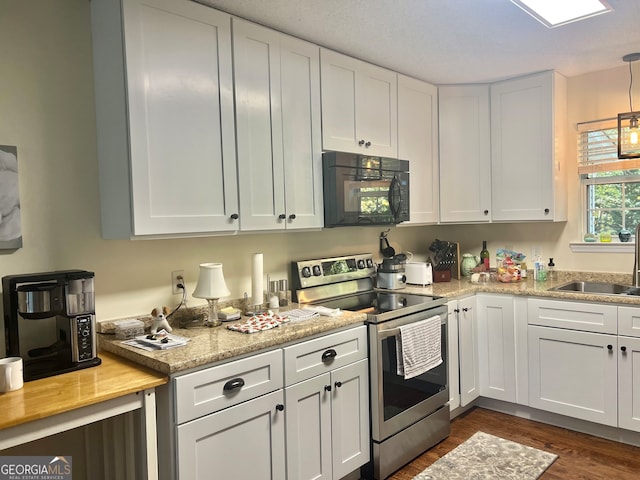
xmin=396 ymin=315 xmax=442 ymax=379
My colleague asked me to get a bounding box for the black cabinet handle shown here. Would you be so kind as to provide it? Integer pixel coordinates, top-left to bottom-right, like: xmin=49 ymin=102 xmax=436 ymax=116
xmin=275 ymin=404 xmax=284 ymax=412
xmin=289 ymin=214 xmax=296 ymax=220
xmin=230 ymin=213 xmax=239 ymax=220
xmin=365 ymin=141 xmax=371 ymax=147
xmin=462 ymin=307 xmax=472 ymax=312
xmin=453 ymin=308 xmax=460 ymax=313
xmin=223 ymin=378 xmax=245 ymax=392
xmin=358 ymin=139 xmax=365 ymax=146
xmin=544 ymin=208 xmax=550 ymax=214
xmin=335 ymin=381 xmax=342 ymax=388
xmin=483 ymin=209 xmax=489 ymax=215
xmin=321 ymin=349 xmax=337 ymax=362
xmin=607 ymin=344 xmax=613 ymax=351
xmin=622 ymin=346 xmax=627 ymax=352
xmin=278 ymin=213 xmax=286 ymax=220
xmin=324 ymin=384 xmax=332 ymax=392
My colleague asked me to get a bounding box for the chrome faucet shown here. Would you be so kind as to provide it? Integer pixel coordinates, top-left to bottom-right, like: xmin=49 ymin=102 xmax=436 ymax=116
xmin=634 ymin=223 xmax=640 ymax=287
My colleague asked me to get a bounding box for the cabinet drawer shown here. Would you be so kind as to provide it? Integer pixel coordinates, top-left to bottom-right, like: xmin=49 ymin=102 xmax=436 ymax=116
xmin=619 ymin=306 xmax=640 ymax=338
xmin=528 ymin=298 xmax=617 ymax=334
xmin=283 ymin=325 xmax=367 ymax=386
xmin=174 ymin=349 xmax=283 ymax=424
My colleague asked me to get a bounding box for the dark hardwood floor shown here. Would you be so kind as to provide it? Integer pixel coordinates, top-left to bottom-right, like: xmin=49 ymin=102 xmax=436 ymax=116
xmin=389 ymin=407 xmax=640 ymax=479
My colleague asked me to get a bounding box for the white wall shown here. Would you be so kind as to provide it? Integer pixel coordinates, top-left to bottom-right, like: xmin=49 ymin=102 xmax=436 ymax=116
xmin=0 ymin=1 xmax=637 ymax=341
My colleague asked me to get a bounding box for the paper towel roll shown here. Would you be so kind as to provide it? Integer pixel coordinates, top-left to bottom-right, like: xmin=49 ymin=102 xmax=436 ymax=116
xmin=252 ymin=253 xmax=264 ymax=306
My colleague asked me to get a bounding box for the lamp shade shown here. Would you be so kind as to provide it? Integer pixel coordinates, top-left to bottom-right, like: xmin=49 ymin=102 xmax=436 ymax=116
xmin=192 ymin=263 xmax=230 ymax=300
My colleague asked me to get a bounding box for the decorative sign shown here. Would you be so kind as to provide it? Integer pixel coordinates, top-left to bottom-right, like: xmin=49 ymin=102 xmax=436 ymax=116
xmin=0 ymin=145 xmax=21 ymax=250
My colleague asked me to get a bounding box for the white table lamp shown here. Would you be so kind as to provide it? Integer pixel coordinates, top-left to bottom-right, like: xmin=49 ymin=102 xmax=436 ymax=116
xmin=192 ymin=263 xmax=230 ymax=327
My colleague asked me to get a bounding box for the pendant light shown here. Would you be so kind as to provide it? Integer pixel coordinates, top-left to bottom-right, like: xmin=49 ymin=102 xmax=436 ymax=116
xmin=618 ymin=53 xmax=640 ymax=159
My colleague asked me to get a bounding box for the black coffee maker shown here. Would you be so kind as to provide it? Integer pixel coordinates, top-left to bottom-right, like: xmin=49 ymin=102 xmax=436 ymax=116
xmin=2 ymin=270 xmax=101 ymax=381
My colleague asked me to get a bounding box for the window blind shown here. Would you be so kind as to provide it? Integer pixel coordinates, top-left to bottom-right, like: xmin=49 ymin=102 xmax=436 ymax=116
xmin=578 ymin=118 xmax=640 ymax=174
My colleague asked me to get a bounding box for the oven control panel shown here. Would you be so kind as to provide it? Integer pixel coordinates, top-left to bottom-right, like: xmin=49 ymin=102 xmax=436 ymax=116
xmin=292 ymin=253 xmax=375 ymax=290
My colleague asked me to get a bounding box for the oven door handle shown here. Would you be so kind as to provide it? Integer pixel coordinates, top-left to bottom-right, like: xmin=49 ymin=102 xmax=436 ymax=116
xmin=378 ymin=327 xmax=400 ymax=340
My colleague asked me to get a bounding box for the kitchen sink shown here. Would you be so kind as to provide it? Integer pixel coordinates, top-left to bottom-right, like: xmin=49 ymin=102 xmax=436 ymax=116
xmin=550 ymin=281 xmax=640 ymax=296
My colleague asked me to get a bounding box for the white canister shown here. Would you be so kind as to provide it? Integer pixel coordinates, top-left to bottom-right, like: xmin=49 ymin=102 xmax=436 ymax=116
xmin=0 ymin=357 xmax=23 ymax=392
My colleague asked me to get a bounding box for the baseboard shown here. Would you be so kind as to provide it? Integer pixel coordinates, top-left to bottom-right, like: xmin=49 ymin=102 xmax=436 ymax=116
xmin=476 ymin=397 xmax=640 ymax=448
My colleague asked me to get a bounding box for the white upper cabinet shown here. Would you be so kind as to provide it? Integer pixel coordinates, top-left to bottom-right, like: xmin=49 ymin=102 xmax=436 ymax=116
xmin=91 ymin=0 xmax=239 ymax=238
xmin=398 ymin=75 xmax=439 ymax=224
xmin=438 ymin=85 xmax=492 ymax=223
xmin=490 ymin=71 xmax=567 ymax=221
xmin=320 ymin=49 xmax=398 ymax=157
xmin=233 ymin=19 xmax=323 ymax=231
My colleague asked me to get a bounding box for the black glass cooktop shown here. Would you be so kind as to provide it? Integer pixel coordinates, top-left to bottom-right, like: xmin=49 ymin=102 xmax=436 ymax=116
xmin=314 ymin=290 xmax=446 ymax=322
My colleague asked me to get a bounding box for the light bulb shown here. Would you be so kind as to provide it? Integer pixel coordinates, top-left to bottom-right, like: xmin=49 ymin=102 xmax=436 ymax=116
xmin=631 ymin=129 xmax=639 ymax=145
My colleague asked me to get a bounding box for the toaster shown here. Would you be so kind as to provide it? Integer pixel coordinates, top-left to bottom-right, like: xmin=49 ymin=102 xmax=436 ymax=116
xmin=404 ymin=262 xmax=433 ymax=286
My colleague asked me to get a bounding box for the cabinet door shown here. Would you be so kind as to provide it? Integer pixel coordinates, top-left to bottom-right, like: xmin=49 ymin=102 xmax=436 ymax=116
xmin=233 ymin=18 xmax=285 ymax=231
xmin=398 ymin=75 xmax=439 ymax=224
xmin=285 ymin=373 xmax=332 ymax=480
xmin=177 ymin=390 xmax=285 ymax=479
xmin=618 ymin=336 xmax=640 ymax=432
xmin=457 ymin=297 xmax=480 ymax=406
xmin=528 ymin=325 xmax=617 ymax=426
xmin=438 ymin=85 xmax=491 ymax=223
xmin=121 ymin=0 xmax=238 ymax=235
xmin=280 ymin=34 xmax=324 ymax=229
xmin=355 ymin=62 xmax=398 ymax=157
xmin=477 ymin=294 xmax=516 ymax=402
xmin=320 ymin=49 xmax=397 ymax=157
xmin=447 ymin=301 xmax=460 ymax=411
xmin=491 ymin=71 xmax=567 ymax=221
xmin=331 ymin=359 xmax=370 ymax=480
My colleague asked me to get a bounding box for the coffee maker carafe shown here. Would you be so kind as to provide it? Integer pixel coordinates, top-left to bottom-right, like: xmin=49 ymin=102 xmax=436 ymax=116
xmin=2 ymin=270 xmax=101 ymax=381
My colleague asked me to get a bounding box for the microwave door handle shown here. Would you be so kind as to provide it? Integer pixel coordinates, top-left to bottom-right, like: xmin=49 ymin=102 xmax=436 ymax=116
xmin=388 ymin=175 xmax=401 ymax=220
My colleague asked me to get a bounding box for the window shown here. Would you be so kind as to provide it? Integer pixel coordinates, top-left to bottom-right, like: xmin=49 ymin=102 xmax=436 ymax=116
xmin=579 ymin=119 xmax=640 ymax=238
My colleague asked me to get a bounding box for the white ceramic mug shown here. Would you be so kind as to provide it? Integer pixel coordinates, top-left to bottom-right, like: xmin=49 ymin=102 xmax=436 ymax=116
xmin=0 ymin=357 xmax=23 ymax=392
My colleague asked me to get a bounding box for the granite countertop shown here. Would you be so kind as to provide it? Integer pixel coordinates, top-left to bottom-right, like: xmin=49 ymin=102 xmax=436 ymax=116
xmin=98 ymin=308 xmax=367 ymax=375
xmin=99 ymin=270 xmax=640 ymax=376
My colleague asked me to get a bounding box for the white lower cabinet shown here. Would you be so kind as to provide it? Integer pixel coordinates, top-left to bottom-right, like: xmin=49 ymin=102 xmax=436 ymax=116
xmin=476 ymin=294 xmax=517 ymax=403
xmin=177 ymin=390 xmax=286 ymax=479
xmin=448 ymin=296 xmax=478 ymax=408
xmin=617 ymin=307 xmax=640 ymax=432
xmin=284 ymin=326 xmax=370 ymax=480
xmin=285 ymin=359 xmax=369 ymax=480
xmin=527 ymin=299 xmax=620 ymax=428
xmin=528 ymin=325 xmax=618 ymax=426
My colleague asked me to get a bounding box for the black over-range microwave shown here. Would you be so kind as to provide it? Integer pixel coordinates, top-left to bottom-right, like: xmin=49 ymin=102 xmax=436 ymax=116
xmin=322 ymin=151 xmax=410 ymax=227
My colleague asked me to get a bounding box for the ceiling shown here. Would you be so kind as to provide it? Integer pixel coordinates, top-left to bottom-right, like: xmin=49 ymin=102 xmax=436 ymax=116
xmin=197 ymin=0 xmax=640 ymax=84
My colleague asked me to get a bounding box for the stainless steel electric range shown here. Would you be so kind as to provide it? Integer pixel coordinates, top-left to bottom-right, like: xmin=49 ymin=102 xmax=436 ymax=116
xmin=292 ymin=253 xmax=451 ymax=480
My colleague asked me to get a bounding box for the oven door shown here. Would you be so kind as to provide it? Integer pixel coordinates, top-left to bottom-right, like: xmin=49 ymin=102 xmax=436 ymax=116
xmin=369 ymin=306 xmax=449 ymax=442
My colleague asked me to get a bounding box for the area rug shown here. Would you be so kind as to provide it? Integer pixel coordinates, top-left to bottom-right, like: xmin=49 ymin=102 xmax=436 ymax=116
xmin=413 ymin=431 xmax=558 ymax=480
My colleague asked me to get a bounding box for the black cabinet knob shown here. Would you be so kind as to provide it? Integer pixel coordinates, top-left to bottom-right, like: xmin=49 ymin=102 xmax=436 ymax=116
xmin=544 ymin=208 xmax=550 ymax=214
xmin=289 ymin=214 xmax=296 ymax=220
xmin=335 ymin=381 xmax=342 ymax=388
xmin=324 ymin=385 xmax=332 ymax=392
xmin=622 ymin=346 xmax=627 ymax=352
xmin=483 ymin=210 xmax=489 ymax=215
xmin=454 ymin=308 xmax=460 ymax=313
xmin=607 ymin=344 xmax=613 ymax=351
xmin=365 ymin=141 xmax=371 ymax=147
xmin=275 ymin=404 xmax=284 ymax=412
xmin=230 ymin=213 xmax=239 ymax=220
xmin=358 ymin=139 xmax=365 ymax=146
xmin=278 ymin=213 xmax=286 ymax=220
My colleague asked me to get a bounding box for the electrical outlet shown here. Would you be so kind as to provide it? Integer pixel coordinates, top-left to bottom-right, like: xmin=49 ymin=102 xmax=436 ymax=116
xmin=171 ymin=270 xmax=184 ymax=294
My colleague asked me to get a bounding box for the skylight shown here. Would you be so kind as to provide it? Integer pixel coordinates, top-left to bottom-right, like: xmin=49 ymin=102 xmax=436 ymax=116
xmin=510 ymin=0 xmax=612 ymax=28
